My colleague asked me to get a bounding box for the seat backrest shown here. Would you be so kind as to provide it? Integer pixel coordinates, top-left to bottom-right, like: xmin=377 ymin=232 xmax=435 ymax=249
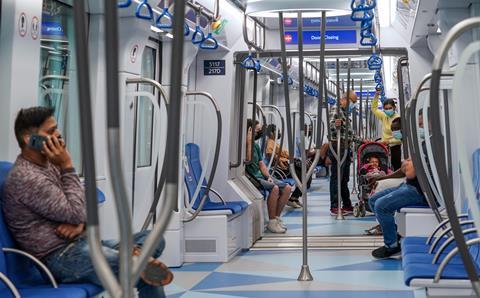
xmin=184 ymin=143 xmax=211 ymax=210
xmin=467 ymin=150 xmax=480 ymax=265
xmin=0 ymin=161 xmax=46 ymax=286
xmin=0 ymin=162 xmax=13 ymax=290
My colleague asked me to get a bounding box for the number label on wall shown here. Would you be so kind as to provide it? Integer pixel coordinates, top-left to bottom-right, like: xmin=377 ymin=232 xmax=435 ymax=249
xmin=204 ymin=60 xmax=226 ymax=76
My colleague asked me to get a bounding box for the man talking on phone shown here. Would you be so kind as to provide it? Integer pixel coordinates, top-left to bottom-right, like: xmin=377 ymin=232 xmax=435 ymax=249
xmin=3 ymin=107 xmax=171 ymax=297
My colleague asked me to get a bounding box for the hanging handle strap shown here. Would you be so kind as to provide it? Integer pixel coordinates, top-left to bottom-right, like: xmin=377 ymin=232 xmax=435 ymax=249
xmin=117 ymin=0 xmax=132 ymax=8
xmin=192 ymin=26 xmax=205 ymax=44
xmin=351 ymin=9 xmax=374 ymax=22
xmin=184 ymin=23 xmax=190 ymax=36
xmin=350 ymin=0 xmax=376 ymax=12
xmin=199 ymin=32 xmax=219 ymax=50
xmin=136 ymin=0 xmax=153 ymax=20
xmin=155 ymin=7 xmax=173 ymax=29
xmin=241 ymin=54 xmax=261 ymax=72
xmin=367 ymin=54 xmax=383 ymax=70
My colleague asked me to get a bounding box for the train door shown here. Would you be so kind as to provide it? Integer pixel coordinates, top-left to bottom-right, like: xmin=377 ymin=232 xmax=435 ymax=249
xmin=38 ymin=0 xmax=82 ymax=172
xmin=129 ymin=39 xmax=163 ymax=231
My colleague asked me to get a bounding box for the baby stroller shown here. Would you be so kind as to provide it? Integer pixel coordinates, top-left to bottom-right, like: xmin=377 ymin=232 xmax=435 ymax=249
xmin=353 ymin=142 xmax=391 ymax=217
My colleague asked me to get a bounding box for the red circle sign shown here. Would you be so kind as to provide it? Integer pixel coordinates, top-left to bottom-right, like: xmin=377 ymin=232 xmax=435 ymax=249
xmin=18 ymin=12 xmax=28 ymax=37
xmin=284 ymin=35 xmax=293 ymax=43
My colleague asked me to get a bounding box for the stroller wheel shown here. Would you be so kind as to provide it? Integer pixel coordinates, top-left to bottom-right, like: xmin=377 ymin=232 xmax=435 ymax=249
xmin=353 ymin=204 xmax=361 ymax=217
xmin=360 ymin=207 xmax=367 ymax=217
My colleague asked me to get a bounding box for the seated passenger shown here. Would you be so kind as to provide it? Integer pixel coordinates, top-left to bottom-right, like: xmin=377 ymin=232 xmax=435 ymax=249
xmin=246 ymin=120 xmax=291 ymax=233
xmin=3 ymin=107 xmax=171 ymax=298
xmin=368 ymin=158 xmax=428 ymax=258
xmin=265 ymin=124 xmax=312 ymax=209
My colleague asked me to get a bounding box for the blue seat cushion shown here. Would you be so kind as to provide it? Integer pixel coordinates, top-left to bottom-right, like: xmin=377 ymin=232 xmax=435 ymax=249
xmin=59 ymin=283 xmax=103 ymax=296
xmin=282 ymin=178 xmax=295 ymax=186
xmin=402 ymin=236 xmax=430 ymax=246
xmin=402 ymin=252 xmax=464 ymax=266
xmin=0 ymin=286 xmax=88 ymax=298
xmin=201 ymin=200 xmax=248 ymax=214
xmin=402 ymin=238 xmax=450 ymax=255
xmin=404 ymin=262 xmax=480 ymax=286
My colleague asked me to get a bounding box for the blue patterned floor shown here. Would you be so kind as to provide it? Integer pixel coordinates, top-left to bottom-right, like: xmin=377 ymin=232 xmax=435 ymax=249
xmin=165 ymin=177 xmax=427 ymax=297
xmin=165 ymin=249 xmax=426 ymax=297
xmin=277 ymin=177 xmax=377 ymax=237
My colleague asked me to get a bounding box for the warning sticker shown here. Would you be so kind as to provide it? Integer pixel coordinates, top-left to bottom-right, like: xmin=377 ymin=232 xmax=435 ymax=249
xmin=18 ymin=12 xmax=27 ymax=37
xmin=31 ymin=16 xmax=39 ymax=40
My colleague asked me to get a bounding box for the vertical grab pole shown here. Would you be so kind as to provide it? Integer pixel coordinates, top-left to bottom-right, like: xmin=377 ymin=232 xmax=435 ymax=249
xmin=245 ymin=70 xmax=258 ymax=165
xmin=333 ymin=58 xmax=345 ymax=220
xmin=351 ymin=78 xmax=358 ymax=195
xmin=73 ymin=1 xmax=120 ymax=296
xmin=278 ymin=12 xmax=301 ymax=187
xmin=131 ymin=0 xmax=187 ymax=283
xmin=297 ymin=11 xmax=313 ymax=282
xmin=104 ymin=0 xmax=134 ymax=295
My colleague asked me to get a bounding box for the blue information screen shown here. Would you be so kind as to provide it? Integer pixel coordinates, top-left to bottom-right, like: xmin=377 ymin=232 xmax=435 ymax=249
xmin=283 ymin=16 xmax=356 ymax=28
xmin=204 ymin=60 xmax=226 ymax=76
xmin=284 ymin=30 xmax=357 ymax=45
xmin=41 ymin=21 xmax=64 ymax=36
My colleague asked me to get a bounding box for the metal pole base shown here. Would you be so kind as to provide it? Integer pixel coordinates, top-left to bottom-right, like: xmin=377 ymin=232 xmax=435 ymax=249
xmin=336 ymin=211 xmax=345 ymax=220
xmin=297 ymin=265 xmax=314 ymax=281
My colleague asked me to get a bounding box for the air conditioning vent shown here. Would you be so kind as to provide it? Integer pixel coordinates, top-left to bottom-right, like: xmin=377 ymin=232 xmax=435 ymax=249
xmin=185 ymin=239 xmax=216 ymax=253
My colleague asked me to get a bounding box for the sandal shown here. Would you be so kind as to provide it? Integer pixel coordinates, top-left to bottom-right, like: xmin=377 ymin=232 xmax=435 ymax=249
xmin=365 ymin=224 xmax=383 ymax=236
xmin=133 ymin=247 xmax=174 ymax=286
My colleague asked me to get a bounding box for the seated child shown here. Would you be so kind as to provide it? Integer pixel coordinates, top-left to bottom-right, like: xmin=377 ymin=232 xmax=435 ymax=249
xmin=360 ymin=156 xmax=392 ymax=179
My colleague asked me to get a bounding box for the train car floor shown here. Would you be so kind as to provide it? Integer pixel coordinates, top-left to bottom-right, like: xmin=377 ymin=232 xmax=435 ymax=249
xmin=165 ymin=249 xmax=426 ymax=298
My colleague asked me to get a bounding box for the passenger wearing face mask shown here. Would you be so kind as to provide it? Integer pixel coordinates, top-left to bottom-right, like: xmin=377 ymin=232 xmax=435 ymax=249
xmin=265 ymin=124 xmax=313 ymax=208
xmin=246 ymin=120 xmax=292 ymax=233
xmin=327 ymin=91 xmax=364 ymax=216
xmin=372 ymin=91 xmax=402 ymax=170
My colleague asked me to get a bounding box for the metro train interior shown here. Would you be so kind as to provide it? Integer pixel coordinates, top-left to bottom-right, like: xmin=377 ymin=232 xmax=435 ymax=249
xmin=1 ymin=0 xmax=480 ymax=297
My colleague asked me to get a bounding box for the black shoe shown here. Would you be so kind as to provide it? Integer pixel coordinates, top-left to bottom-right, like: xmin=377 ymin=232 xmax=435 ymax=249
xmin=371 ymin=244 xmax=401 ymax=259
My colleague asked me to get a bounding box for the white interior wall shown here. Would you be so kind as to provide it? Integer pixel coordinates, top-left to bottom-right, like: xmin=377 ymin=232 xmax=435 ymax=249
xmin=0 ymin=0 xmax=43 ymax=161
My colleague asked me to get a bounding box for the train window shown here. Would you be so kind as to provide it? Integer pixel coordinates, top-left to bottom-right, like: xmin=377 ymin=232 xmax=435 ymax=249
xmin=136 ymin=46 xmax=157 ymax=168
xmin=38 ymin=0 xmax=82 ymax=173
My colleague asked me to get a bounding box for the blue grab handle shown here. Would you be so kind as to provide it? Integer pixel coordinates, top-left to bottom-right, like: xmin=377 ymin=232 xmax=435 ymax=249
xmin=241 ymin=55 xmax=257 ymax=71
xmin=368 ymin=54 xmax=383 ymax=70
xmin=184 ymin=23 xmax=190 ymax=36
xmin=374 ymin=70 xmax=382 ymax=83
xmin=280 ymin=75 xmax=293 ymax=85
xmin=351 ymin=0 xmax=376 ymax=12
xmin=361 ymin=19 xmax=372 ymax=32
xmin=118 ymin=0 xmax=132 ymax=8
xmin=192 ymin=26 xmax=205 ymax=44
xmin=351 ymin=9 xmax=374 ymax=22
xmin=136 ymin=0 xmax=153 ymax=20
xmin=155 ymin=7 xmax=173 ymax=29
xmin=199 ymin=33 xmax=219 ymax=50
xmin=361 ymin=32 xmax=377 ymax=47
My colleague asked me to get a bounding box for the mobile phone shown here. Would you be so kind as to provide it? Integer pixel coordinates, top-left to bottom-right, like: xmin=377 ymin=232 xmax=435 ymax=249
xmin=28 ymin=134 xmax=48 ymax=152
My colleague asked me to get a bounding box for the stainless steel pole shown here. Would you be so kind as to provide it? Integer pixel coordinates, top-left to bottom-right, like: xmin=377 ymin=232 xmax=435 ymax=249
xmin=297 ymin=11 xmax=313 ymax=282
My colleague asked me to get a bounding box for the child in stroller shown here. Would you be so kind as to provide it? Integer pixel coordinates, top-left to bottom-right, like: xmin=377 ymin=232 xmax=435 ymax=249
xmin=353 ymin=142 xmax=392 ymax=217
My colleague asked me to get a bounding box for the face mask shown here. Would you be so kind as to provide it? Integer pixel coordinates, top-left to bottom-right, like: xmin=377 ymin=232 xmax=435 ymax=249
xmin=392 ymin=130 xmax=402 ymax=140
xmin=384 ymin=110 xmax=395 ymax=117
xmin=255 ymin=131 xmax=263 ymax=140
xmin=349 ymin=102 xmax=358 ymax=113
xmin=418 ymin=128 xmax=425 ymax=139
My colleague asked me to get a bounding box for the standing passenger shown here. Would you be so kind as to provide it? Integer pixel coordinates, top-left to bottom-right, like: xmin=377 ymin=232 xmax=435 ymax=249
xmin=371 ymin=91 xmax=402 ymax=170
xmin=327 ymin=91 xmax=363 ymax=216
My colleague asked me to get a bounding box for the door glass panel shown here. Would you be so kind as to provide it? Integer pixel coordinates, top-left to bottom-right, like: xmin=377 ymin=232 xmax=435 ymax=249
xmin=38 ymin=0 xmax=82 ymax=173
xmin=136 ymin=47 xmax=156 ymax=168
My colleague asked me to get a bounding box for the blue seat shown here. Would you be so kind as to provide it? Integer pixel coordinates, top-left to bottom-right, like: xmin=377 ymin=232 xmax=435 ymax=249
xmin=401 ymin=149 xmax=480 ymax=287
xmin=185 ymin=144 xmax=248 ymax=214
xmin=0 ymin=161 xmax=102 ymax=297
